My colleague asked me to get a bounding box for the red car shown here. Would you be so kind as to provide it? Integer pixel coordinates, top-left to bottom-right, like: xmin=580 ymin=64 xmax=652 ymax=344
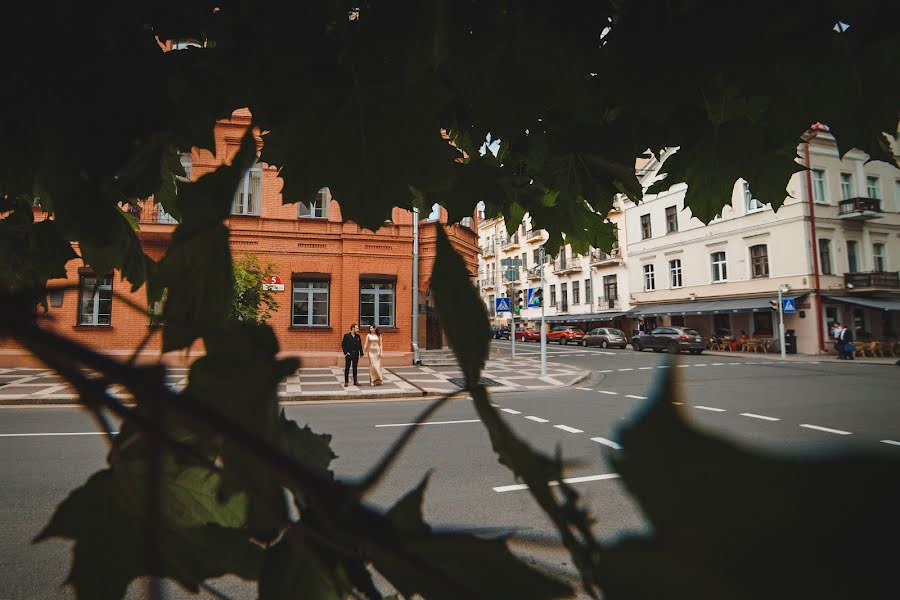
xmin=546 ymin=326 xmax=586 ymax=345
xmin=514 ymin=328 xmax=542 ymax=342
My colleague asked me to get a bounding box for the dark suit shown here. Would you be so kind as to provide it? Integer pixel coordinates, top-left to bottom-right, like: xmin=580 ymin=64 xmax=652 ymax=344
xmin=342 ymin=332 xmax=363 ymax=383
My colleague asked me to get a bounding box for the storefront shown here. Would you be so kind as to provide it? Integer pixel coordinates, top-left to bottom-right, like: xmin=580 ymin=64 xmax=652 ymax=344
xmin=822 ymin=296 xmax=900 ymax=342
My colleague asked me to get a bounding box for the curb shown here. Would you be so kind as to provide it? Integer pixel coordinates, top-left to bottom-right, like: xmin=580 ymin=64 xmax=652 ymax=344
xmin=701 ymin=350 xmax=898 ymax=366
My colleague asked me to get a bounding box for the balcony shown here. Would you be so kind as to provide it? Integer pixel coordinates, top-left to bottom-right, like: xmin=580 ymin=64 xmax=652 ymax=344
xmin=598 ymin=296 xmax=620 ymax=310
xmin=502 ymin=234 xmax=521 ymax=251
xmin=844 ymin=271 xmax=899 ymax=291
xmin=526 ymin=229 xmax=544 ymax=243
xmin=481 ymin=245 xmax=496 ymax=258
xmin=838 ymin=197 xmax=883 ymax=221
xmin=481 ymin=275 xmax=497 ymax=290
xmin=526 ymin=266 xmax=542 ymax=280
xmin=553 ymin=256 xmax=583 ymax=275
xmin=590 ymin=247 xmax=622 ymax=267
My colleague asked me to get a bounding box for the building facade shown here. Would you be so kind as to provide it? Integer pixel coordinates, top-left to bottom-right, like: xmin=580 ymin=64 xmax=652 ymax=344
xmin=1 ymin=111 xmax=479 ymax=367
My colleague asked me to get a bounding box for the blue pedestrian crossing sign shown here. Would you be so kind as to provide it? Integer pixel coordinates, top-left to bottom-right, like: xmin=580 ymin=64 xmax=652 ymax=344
xmin=495 ymin=297 xmax=512 ymax=313
xmin=527 ymin=288 xmax=539 ymax=308
xmin=782 ymin=298 xmax=796 ymax=314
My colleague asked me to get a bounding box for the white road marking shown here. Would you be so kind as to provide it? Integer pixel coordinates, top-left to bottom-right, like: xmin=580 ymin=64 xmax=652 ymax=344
xmin=375 ymin=419 xmax=480 ymax=428
xmin=695 ymin=405 xmax=725 ymax=412
xmin=881 ymin=440 xmax=900 ymax=447
xmin=625 ymin=394 xmax=647 ymax=400
xmin=711 ymin=363 xmax=724 ymax=366
xmin=490 ymin=403 xmax=500 ymax=407
xmin=800 ymin=424 xmax=852 ymax=435
xmin=638 ymin=366 xmax=653 ymax=370
xmin=591 ymin=437 xmax=622 ymax=450
xmin=525 ymin=416 xmax=549 ymax=423
xmin=493 ymin=473 xmax=620 ymax=493
xmin=501 ymin=408 xmax=521 ymax=414
xmin=575 ymin=387 xmax=593 ymax=391
xmin=740 ymin=412 xmax=780 ymax=422
xmin=554 ymin=424 xmax=584 ymax=434
xmin=0 ymin=431 xmax=117 ymax=438
xmin=694 ymin=363 xmax=707 ymax=367
xmin=729 ymin=362 xmax=741 ymax=365
xmin=597 ymin=390 xmax=618 ymax=395
xmin=657 ymin=365 xmax=670 ymax=369
xmin=600 ymin=369 xmax=614 ymax=373
xmin=677 ymin=364 xmax=691 ymax=368
xmin=746 ymin=362 xmax=757 ymax=365
xmin=618 ymin=368 xmax=634 ymax=372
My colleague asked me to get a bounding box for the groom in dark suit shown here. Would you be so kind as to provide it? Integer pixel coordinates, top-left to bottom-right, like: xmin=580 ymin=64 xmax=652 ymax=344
xmin=342 ymin=323 xmax=363 ymax=386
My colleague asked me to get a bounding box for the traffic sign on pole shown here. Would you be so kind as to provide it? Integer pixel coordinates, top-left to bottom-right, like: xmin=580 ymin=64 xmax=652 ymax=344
xmin=527 ymin=287 xmax=543 ymax=308
xmin=495 ymin=297 xmax=511 ymax=313
xmin=782 ymin=298 xmax=796 ymax=314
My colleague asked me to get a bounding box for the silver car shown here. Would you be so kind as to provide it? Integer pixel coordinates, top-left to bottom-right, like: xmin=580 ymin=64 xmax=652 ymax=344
xmin=632 ymin=326 xmax=706 ymax=354
xmin=584 ymin=327 xmax=628 ymax=349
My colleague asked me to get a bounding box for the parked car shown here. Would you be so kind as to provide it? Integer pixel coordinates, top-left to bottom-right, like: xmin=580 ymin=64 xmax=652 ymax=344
xmin=547 ymin=326 xmax=586 ymax=345
xmin=491 ymin=325 xmax=511 ymax=340
xmin=584 ymin=327 xmax=628 ymax=349
xmin=631 ymin=326 xmax=705 ymax=354
xmin=515 ymin=328 xmax=542 ymax=342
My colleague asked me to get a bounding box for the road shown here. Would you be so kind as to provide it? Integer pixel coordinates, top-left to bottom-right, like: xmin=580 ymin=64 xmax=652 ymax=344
xmin=1 ymin=341 xmax=898 ymax=599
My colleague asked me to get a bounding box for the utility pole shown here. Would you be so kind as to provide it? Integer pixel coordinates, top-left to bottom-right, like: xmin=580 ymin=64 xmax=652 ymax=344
xmin=540 ymin=248 xmax=547 ymax=376
xmin=411 ymin=207 xmax=420 ymax=364
xmin=778 ymin=285 xmax=786 ymax=360
xmin=510 ymin=284 xmax=516 ymax=359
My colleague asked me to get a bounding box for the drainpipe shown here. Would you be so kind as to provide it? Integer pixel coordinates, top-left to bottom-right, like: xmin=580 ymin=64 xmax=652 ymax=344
xmin=802 ymin=128 xmax=827 ymax=353
xmin=411 ymin=207 xmax=420 ymax=364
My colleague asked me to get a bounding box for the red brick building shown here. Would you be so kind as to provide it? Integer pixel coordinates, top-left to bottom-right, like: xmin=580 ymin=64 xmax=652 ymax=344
xmin=1 ymin=111 xmax=479 ymax=367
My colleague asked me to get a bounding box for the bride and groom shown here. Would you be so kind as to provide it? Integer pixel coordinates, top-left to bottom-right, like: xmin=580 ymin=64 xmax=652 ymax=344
xmin=341 ymin=323 xmax=384 ymax=387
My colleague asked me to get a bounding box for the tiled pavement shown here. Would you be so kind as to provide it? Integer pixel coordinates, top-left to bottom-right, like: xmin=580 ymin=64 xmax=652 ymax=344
xmin=0 ymin=358 xmax=589 ymax=404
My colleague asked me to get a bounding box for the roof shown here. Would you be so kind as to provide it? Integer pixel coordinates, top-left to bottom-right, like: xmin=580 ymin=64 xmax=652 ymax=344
xmin=823 ymin=296 xmax=900 ymax=311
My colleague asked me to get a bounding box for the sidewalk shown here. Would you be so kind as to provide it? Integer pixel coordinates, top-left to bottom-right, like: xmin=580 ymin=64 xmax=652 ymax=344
xmin=0 ymin=357 xmax=590 ymax=405
xmin=702 ymin=349 xmax=899 ymax=366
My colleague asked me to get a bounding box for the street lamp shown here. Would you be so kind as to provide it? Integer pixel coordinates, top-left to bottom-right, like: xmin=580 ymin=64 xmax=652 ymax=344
xmin=777 ymin=283 xmax=789 ymax=359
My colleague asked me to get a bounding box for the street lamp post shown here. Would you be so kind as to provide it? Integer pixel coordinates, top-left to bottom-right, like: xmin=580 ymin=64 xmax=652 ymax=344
xmin=540 ymin=249 xmax=547 ymax=376
xmin=778 ymin=284 xmax=788 ymax=360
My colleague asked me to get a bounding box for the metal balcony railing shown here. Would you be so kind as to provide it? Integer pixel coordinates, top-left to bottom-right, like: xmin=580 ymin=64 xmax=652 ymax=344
xmin=844 ymin=271 xmax=899 ymax=289
xmin=589 ymin=247 xmax=621 ymax=265
xmin=501 ymin=234 xmax=521 ymax=249
xmin=526 ymin=229 xmax=544 ymax=242
xmin=838 ymin=197 xmax=883 ymax=220
xmin=598 ymin=296 xmax=620 ymax=310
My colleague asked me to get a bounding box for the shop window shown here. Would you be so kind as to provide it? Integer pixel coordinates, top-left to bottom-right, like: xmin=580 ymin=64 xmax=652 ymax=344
xmin=671 ymin=315 xmax=685 ymax=327
xmin=713 ymin=313 xmax=731 ymax=337
xmin=752 ymin=311 xmax=773 ymax=336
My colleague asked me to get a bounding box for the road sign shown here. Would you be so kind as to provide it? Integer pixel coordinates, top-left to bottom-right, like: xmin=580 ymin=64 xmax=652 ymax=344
xmin=782 ymin=298 xmax=796 ymax=314
xmin=501 ymin=258 xmax=522 ymax=266
xmin=527 ymin=287 xmax=542 ymax=308
xmin=503 ymin=269 xmax=519 ymax=282
xmin=262 ymin=275 xmax=285 ymax=291
xmin=495 ymin=297 xmax=511 ymax=313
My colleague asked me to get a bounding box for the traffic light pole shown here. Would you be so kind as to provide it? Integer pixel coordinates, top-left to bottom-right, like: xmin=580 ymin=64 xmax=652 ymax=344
xmin=540 ymin=261 xmax=547 ymax=376
xmin=778 ymin=286 xmax=786 ymax=360
xmin=511 ymin=287 xmax=516 ymax=360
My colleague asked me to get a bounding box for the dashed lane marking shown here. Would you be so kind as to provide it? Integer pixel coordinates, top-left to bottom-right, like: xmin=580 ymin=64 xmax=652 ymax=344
xmin=677 ymin=364 xmax=691 ymax=368
xmin=597 ymin=390 xmax=618 ymax=395
xmin=638 ymin=366 xmax=653 ymax=370
xmin=600 ymin=369 xmax=614 ymax=373
xmin=575 ymin=387 xmax=593 ymax=391
xmin=617 ymin=368 xmax=634 ymax=372
xmin=501 ymin=408 xmax=522 ymax=415
xmin=740 ymin=412 xmax=780 ymax=421
xmin=590 ymin=437 xmax=622 ymax=450
xmin=881 ymin=440 xmax=900 ymax=447
xmin=525 ymin=416 xmax=549 ymax=423
xmin=694 ymin=364 xmax=707 ymax=367
xmin=493 ymin=473 xmax=620 ymax=493
xmin=375 ymin=419 xmax=480 ymax=428
xmin=800 ymin=424 xmax=852 ymax=435
xmin=625 ymin=394 xmax=647 ymax=400
xmin=695 ymin=405 xmax=726 ymax=412
xmin=554 ymin=424 xmax=584 ymax=434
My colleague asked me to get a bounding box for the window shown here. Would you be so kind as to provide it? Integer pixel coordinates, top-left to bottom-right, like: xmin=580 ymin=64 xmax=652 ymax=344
xmin=584 ymin=278 xmax=592 ymax=304
xmin=488 ymin=294 xmax=495 ymax=316
xmin=866 ymin=176 xmax=880 ymax=199
xmin=550 ymin=285 xmax=557 ymax=306
xmin=811 ymin=170 xmax=827 ymax=203
xmin=873 ymin=243 xmax=886 ymax=272
xmin=753 ymin=312 xmax=773 ymax=336
xmin=895 ymin=180 xmax=900 ymax=212
xmin=840 ymin=173 xmax=854 ymax=200
xmin=603 ymin=275 xmax=617 ymax=303
xmin=665 ymin=206 xmax=678 ymax=233
xmin=292 ymin=279 xmax=330 ymax=326
xmin=669 ymin=259 xmax=682 ymax=288
xmin=522 ymin=252 xmax=528 ymax=269
xmin=533 ymin=248 xmax=541 ymax=266
xmin=743 ymin=180 xmax=765 ymax=210
xmin=710 ymin=251 xmax=727 ymax=282
xmin=713 ymin=313 xmax=731 ymax=337
xmin=819 ymin=239 xmax=832 ymax=275
xmin=179 ymin=152 xmax=193 ymax=182
xmin=299 ymin=187 xmax=330 ymax=218
xmin=561 ymin=283 xmax=568 ymax=308
xmin=640 ymin=214 xmax=652 ymax=239
xmin=846 ymin=240 xmax=859 ymax=273
xmin=572 ymin=281 xmax=580 ymax=304
xmin=360 ymin=280 xmax=395 ymax=327
xmin=670 ymin=315 xmax=685 ymax=327
xmin=750 ymin=245 xmax=769 ymax=278
xmin=78 ymin=274 xmax=112 ymax=326
xmin=643 ymin=264 xmax=655 ymax=291
xmin=232 ymin=166 xmax=262 ymax=215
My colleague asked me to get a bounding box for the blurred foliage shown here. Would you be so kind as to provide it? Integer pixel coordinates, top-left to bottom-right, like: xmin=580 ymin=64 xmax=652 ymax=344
xmin=231 ymin=252 xmax=279 ymax=324
xmin=1 ymin=1 xmax=899 ymax=599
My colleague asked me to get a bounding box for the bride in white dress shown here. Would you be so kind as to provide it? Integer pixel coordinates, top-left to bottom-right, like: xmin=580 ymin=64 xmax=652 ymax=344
xmin=363 ymin=325 xmax=384 ymax=386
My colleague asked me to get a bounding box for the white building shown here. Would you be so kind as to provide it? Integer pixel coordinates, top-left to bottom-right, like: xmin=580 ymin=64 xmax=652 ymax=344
xmin=624 ymin=128 xmax=900 ymax=354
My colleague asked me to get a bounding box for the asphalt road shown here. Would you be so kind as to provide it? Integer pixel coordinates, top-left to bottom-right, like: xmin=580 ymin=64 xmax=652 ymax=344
xmin=1 ymin=341 xmax=897 ymax=599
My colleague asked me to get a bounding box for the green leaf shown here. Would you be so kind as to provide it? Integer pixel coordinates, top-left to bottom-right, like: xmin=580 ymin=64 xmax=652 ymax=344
xmin=258 ymin=538 xmax=344 ymax=600
xmin=429 ymin=226 xmax=489 ymax=387
xmin=280 ymin=409 xmax=336 ymax=478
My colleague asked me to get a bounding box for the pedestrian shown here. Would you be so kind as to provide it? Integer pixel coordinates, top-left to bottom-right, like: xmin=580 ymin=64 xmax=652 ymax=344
xmin=342 ymin=323 xmax=363 ymax=386
xmin=840 ymin=324 xmax=855 ymax=360
xmin=363 ymin=325 xmax=384 ymax=386
xmin=832 ymin=321 xmax=843 ymax=357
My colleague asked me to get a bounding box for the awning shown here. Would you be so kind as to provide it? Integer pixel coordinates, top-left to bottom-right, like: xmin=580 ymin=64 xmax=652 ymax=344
xmin=541 ymin=311 xmax=629 ymax=324
xmin=631 ymin=295 xmax=805 ymax=317
xmin=824 ymin=296 xmax=900 ymax=311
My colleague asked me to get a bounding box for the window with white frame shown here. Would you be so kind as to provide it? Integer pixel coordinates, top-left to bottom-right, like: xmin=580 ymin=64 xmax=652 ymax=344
xmin=744 ymin=180 xmax=765 ymax=210
xmin=299 ymin=187 xmax=330 ymax=218
xmin=811 ymin=170 xmax=827 ymax=204
xmin=360 ymin=280 xmax=395 ymax=327
xmin=750 ymin=244 xmax=769 ymax=278
xmin=840 ymin=173 xmax=854 ymax=200
xmin=846 ymin=240 xmax=859 ymax=273
xmin=866 ymin=176 xmax=880 ymax=199
xmin=643 ymin=264 xmax=655 ymax=291
xmin=710 ymin=251 xmax=727 ymax=282
xmin=232 ymin=166 xmax=262 ymax=215
xmin=873 ymin=243 xmax=886 ymax=272
xmin=292 ymin=279 xmax=330 ymax=326
xmin=669 ymin=259 xmax=682 ymax=288
xmin=818 ymin=239 xmax=832 ymax=275
xmin=78 ymin=274 xmax=112 ymax=325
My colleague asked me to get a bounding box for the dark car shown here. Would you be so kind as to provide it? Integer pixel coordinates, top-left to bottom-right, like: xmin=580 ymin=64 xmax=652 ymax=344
xmin=515 ymin=328 xmax=542 ymax=342
xmin=491 ymin=325 xmax=511 ymax=340
xmin=584 ymin=327 xmax=628 ymax=349
xmin=547 ymin=326 xmax=586 ymax=345
xmin=631 ymin=326 xmax=705 ymax=354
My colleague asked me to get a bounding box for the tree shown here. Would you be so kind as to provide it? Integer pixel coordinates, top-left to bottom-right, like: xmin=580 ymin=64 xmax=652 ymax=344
xmin=230 ymin=253 xmax=278 ymax=323
xmin=1 ymin=2 xmax=899 ymax=599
